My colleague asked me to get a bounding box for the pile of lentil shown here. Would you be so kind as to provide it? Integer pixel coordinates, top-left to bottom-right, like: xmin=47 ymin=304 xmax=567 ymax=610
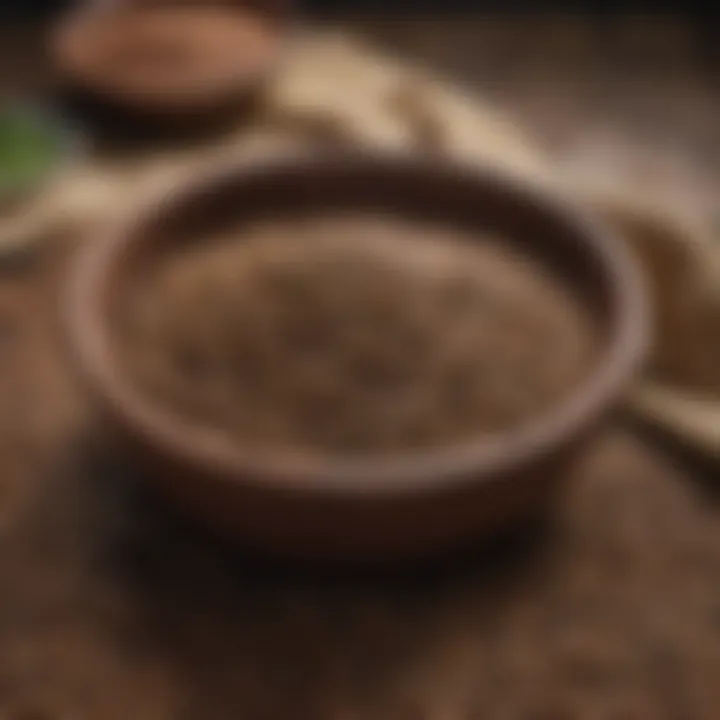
xmin=118 ymin=215 xmax=595 ymax=455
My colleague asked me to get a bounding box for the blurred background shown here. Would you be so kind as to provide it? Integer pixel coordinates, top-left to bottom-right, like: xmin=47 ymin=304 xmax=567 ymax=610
xmin=0 ymin=1 xmax=719 ymax=719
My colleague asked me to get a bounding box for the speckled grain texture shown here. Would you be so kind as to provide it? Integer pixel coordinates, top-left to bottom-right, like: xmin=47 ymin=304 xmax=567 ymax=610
xmin=0 ymin=15 xmax=719 ymax=720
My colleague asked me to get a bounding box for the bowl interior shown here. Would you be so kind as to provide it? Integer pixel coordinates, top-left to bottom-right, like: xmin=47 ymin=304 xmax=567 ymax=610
xmin=70 ymin=153 xmax=648 ymax=492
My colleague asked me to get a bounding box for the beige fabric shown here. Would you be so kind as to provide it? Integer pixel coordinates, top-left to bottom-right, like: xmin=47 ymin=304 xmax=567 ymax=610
xmin=599 ymin=195 xmax=720 ymax=462
xmin=0 ymin=30 xmax=717 ymax=464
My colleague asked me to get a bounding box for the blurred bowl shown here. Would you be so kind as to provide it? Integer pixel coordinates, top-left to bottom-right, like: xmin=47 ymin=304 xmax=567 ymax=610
xmin=50 ymin=1 xmax=289 ymax=137
xmin=64 ymin=151 xmax=649 ymax=562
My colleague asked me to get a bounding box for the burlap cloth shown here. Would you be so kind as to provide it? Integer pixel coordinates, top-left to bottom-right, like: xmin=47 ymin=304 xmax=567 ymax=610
xmin=0 ymin=31 xmax=718 ymax=719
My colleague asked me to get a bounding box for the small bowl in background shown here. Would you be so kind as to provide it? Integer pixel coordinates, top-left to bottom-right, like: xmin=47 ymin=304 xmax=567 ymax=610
xmin=49 ymin=1 xmax=289 ymax=139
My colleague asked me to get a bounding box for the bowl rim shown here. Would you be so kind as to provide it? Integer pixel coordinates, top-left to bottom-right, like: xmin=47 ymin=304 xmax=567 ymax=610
xmin=65 ymin=150 xmax=650 ymax=496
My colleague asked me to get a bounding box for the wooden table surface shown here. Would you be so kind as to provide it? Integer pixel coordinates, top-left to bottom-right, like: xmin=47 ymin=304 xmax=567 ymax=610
xmin=0 ymin=15 xmax=719 ymax=720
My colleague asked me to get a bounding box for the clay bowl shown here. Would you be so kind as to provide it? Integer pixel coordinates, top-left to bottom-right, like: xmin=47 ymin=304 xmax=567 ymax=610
xmin=64 ymin=152 xmax=649 ymax=563
xmin=50 ymin=1 xmax=287 ymax=138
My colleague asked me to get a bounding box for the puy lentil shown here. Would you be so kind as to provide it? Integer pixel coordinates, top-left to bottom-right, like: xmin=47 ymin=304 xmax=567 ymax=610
xmin=118 ymin=214 xmax=596 ymax=456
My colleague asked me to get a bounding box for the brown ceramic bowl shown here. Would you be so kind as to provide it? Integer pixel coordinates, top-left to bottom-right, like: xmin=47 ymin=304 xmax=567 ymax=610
xmin=64 ymin=152 xmax=649 ymax=562
xmin=50 ymin=2 xmax=287 ymax=137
